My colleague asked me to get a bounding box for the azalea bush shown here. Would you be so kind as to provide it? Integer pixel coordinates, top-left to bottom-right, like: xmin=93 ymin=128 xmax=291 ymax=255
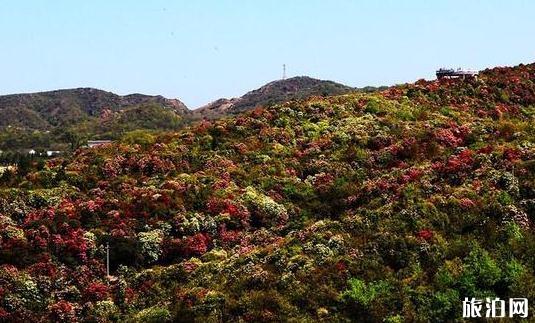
xmin=0 ymin=63 xmax=534 ymax=321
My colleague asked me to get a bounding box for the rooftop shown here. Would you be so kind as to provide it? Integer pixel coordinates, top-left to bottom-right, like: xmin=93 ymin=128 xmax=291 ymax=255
xmin=436 ymin=67 xmax=478 ymax=79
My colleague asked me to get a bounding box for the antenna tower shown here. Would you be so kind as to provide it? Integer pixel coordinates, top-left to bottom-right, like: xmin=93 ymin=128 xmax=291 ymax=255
xmin=282 ymin=64 xmax=286 ymax=80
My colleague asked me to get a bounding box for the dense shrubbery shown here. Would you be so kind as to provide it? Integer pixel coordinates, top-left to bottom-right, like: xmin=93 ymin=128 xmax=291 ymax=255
xmin=0 ymin=103 xmax=184 ymax=152
xmin=0 ymin=63 xmax=534 ymax=321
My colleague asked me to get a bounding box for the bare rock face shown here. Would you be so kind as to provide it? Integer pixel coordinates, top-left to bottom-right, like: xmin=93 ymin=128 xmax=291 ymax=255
xmin=194 ymin=98 xmax=240 ymax=119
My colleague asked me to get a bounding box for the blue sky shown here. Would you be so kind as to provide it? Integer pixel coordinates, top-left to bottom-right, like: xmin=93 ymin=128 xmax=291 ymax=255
xmin=0 ymin=0 xmax=534 ymax=108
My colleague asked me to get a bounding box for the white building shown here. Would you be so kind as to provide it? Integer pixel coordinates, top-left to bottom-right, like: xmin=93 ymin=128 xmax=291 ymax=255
xmin=87 ymin=140 xmax=113 ymax=148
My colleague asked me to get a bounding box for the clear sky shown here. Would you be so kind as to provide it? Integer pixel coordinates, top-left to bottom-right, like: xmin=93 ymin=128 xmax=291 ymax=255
xmin=1 ymin=0 xmax=534 ymax=108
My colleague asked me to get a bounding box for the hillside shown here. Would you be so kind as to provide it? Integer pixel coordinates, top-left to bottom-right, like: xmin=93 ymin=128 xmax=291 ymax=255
xmin=0 ymin=63 xmax=534 ymax=321
xmin=0 ymin=88 xmax=188 ymax=129
xmin=0 ymin=88 xmax=189 ymax=150
xmin=0 ymin=79 xmax=383 ymax=151
xmin=194 ymin=76 xmax=360 ymax=119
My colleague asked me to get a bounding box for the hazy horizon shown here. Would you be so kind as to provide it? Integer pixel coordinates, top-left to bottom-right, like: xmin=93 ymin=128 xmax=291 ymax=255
xmin=1 ymin=0 xmax=534 ymax=108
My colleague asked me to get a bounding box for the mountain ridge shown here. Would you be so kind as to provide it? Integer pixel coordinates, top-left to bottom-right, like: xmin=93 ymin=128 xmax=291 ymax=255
xmin=193 ymin=76 xmax=365 ymax=119
xmin=0 ymin=87 xmax=189 ymax=130
xmin=0 ymin=76 xmax=374 ymax=134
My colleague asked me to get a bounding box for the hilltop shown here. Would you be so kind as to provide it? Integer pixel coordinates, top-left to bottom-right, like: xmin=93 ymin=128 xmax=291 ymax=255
xmin=194 ymin=76 xmax=371 ymax=119
xmin=0 ymin=62 xmax=534 ymax=321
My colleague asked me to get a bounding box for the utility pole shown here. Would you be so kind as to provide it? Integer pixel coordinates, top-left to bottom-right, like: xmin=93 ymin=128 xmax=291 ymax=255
xmin=282 ymin=64 xmax=286 ymax=80
xmin=106 ymin=242 xmax=110 ymax=279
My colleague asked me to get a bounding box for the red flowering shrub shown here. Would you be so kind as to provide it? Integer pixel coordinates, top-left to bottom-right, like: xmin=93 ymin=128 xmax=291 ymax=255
xmin=435 ymin=123 xmax=470 ymax=148
xmin=477 ymin=145 xmax=493 ymax=154
xmin=48 ymin=300 xmax=76 ymax=322
xmin=84 ymin=282 xmax=109 ymax=302
xmin=435 ymin=149 xmax=474 ymax=175
xmin=103 ymin=155 xmax=126 ymax=178
xmin=207 ymin=198 xmax=250 ymax=225
xmin=27 ymin=261 xmax=57 ymax=277
xmin=417 ymin=229 xmax=433 ymax=241
xmin=0 ymin=308 xmax=9 ymax=320
xmin=503 ymin=147 xmax=521 ymax=161
xmin=459 ymin=198 xmax=476 ymax=209
xmin=181 ymin=233 xmax=210 ymax=257
xmin=51 ymin=229 xmax=89 ymax=262
xmin=435 ymin=128 xmax=463 ymax=147
xmin=335 ymin=260 xmax=348 ymax=276
xmin=219 ymin=225 xmax=241 ymax=248
xmin=400 ymin=168 xmax=423 ymax=184
xmin=310 ymin=172 xmax=335 ymax=193
xmin=137 ymin=155 xmax=175 ymax=175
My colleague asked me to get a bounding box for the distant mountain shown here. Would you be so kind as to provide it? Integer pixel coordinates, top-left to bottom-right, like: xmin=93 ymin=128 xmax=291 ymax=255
xmin=0 ymin=88 xmax=188 ymax=130
xmin=0 ymin=79 xmax=385 ymax=150
xmin=194 ymin=76 xmax=361 ymax=119
xmin=0 ymin=88 xmax=190 ymax=151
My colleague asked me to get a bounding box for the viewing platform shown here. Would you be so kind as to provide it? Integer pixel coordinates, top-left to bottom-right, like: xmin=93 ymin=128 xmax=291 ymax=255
xmin=436 ymin=68 xmax=478 ymax=80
